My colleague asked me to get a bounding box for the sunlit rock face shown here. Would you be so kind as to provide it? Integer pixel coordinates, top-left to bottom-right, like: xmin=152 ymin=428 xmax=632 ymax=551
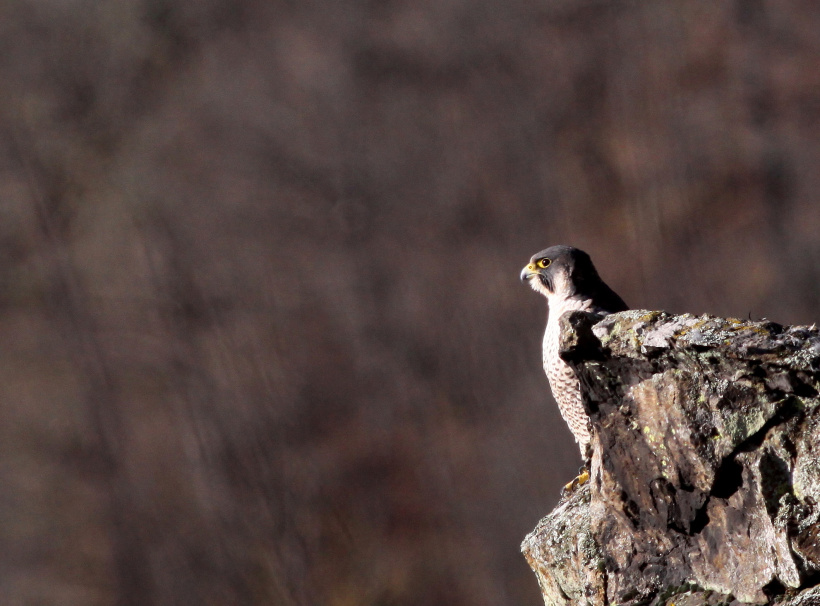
xmin=523 ymin=310 xmax=820 ymax=606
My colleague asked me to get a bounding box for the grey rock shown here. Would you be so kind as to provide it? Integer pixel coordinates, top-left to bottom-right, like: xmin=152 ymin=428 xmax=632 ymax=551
xmin=523 ymin=311 xmax=820 ymax=606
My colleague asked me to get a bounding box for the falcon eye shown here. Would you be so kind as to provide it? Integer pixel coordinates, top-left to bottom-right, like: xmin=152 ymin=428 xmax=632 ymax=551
xmin=537 ymin=258 xmax=551 ymax=269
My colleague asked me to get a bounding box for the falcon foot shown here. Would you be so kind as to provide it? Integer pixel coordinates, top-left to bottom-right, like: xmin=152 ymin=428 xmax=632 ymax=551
xmin=561 ymin=466 xmax=589 ymax=496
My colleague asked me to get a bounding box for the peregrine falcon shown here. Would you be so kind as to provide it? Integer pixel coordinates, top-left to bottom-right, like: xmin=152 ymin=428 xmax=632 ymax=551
xmin=521 ymin=245 xmax=628 ymax=458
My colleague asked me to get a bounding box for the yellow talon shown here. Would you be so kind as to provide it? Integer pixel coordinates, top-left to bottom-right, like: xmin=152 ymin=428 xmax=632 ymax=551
xmin=562 ymin=468 xmax=590 ymax=494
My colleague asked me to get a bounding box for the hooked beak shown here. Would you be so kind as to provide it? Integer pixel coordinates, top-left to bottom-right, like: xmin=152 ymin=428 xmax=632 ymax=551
xmin=520 ymin=263 xmax=537 ymax=283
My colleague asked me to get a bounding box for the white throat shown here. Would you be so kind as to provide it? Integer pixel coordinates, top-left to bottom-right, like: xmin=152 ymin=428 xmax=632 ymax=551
xmin=546 ymin=295 xmax=594 ymax=327
xmin=539 ymin=272 xmax=595 ymax=368
xmin=527 ymin=271 xmax=592 ymax=322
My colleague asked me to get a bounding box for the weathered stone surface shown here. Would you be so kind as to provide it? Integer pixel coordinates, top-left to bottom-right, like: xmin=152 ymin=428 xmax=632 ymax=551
xmin=522 ymin=310 xmax=820 ymax=606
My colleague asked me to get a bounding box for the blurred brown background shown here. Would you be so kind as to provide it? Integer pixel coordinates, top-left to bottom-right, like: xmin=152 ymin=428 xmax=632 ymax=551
xmin=1 ymin=1 xmax=820 ymax=605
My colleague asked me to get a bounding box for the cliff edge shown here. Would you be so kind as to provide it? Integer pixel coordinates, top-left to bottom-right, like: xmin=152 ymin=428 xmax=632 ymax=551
xmin=522 ymin=310 xmax=820 ymax=606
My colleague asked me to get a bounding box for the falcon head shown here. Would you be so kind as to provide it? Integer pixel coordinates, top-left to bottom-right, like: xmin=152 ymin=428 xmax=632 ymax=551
xmin=520 ymin=245 xmax=587 ymax=299
xmin=520 ymin=245 xmax=628 ymax=313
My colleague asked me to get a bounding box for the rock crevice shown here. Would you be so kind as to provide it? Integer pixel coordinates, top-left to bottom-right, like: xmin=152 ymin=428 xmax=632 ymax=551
xmin=522 ymin=310 xmax=820 ymax=606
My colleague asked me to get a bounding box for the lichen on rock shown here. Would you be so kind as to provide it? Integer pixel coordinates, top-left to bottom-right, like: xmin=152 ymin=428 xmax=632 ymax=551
xmin=522 ymin=310 xmax=820 ymax=606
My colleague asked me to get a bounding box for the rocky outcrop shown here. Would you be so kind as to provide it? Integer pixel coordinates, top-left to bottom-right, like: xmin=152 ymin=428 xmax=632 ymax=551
xmin=522 ymin=310 xmax=820 ymax=606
